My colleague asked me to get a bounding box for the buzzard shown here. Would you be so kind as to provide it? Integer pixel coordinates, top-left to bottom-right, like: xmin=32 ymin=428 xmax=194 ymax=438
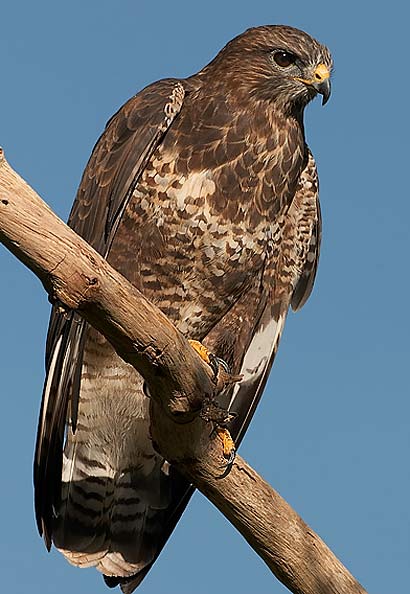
xmin=34 ymin=25 xmax=332 ymax=592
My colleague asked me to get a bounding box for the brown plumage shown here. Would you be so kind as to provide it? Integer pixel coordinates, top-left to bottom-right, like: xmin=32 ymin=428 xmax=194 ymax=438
xmin=34 ymin=25 xmax=332 ymax=592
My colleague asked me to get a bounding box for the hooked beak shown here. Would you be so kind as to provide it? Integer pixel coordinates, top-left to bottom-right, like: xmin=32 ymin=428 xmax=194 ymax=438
xmin=295 ymin=63 xmax=332 ymax=105
xmin=313 ymin=77 xmax=331 ymax=105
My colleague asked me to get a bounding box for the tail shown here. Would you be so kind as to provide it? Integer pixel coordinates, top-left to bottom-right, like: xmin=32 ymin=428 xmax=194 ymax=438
xmin=53 ymin=429 xmax=171 ymax=579
xmin=45 ymin=326 xmax=175 ymax=580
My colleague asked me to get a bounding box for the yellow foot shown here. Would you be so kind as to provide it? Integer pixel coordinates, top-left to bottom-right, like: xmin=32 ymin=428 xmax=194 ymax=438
xmin=216 ymin=427 xmax=236 ymax=460
xmin=216 ymin=427 xmax=236 ymax=476
xmin=190 ymin=340 xmax=239 ymax=477
xmin=188 ymin=339 xmax=231 ymax=387
xmin=188 ymin=340 xmax=213 ymax=366
xmin=200 ymin=399 xmax=237 ymax=476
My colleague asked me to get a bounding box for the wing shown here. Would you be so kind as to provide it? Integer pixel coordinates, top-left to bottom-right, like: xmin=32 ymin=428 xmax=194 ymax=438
xmin=291 ymin=149 xmax=322 ymax=311
xmin=68 ymin=79 xmax=185 ymax=256
xmin=225 ymin=150 xmax=322 ymax=442
xmin=34 ymin=79 xmax=185 ymax=544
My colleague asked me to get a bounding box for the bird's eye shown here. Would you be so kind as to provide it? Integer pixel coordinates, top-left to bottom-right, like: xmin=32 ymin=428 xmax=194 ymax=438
xmin=273 ymin=51 xmax=296 ymax=68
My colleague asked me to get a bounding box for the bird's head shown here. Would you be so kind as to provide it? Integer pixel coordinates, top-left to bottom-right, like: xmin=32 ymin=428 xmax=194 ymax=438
xmin=201 ymin=25 xmax=333 ymax=115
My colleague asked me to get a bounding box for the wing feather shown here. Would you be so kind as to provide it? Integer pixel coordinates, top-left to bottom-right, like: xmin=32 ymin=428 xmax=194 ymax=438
xmin=227 ymin=304 xmax=287 ymax=444
xmin=34 ymin=79 xmax=185 ymax=543
xmin=291 ymin=150 xmax=322 ymax=311
xmin=221 ymin=150 xmax=322 ymax=444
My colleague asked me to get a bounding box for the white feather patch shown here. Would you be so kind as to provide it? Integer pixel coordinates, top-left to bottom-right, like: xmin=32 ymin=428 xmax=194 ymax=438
xmin=36 ymin=334 xmax=63 ymax=463
xmin=228 ymin=311 xmax=286 ymax=439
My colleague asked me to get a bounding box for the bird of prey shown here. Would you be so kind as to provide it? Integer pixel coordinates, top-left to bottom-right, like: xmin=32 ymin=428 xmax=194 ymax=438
xmin=34 ymin=25 xmax=332 ymax=593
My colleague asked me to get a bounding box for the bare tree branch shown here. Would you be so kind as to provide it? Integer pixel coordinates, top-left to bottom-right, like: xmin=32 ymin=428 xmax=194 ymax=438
xmin=0 ymin=148 xmax=367 ymax=594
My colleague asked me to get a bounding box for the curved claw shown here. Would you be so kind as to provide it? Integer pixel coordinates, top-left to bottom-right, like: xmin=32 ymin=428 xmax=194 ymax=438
xmin=208 ymin=353 xmax=231 ymax=377
xmin=188 ymin=339 xmax=241 ymax=395
xmin=188 ymin=339 xmax=230 ymax=376
xmin=214 ymin=427 xmax=236 ymax=477
xmin=217 ymin=447 xmax=236 ymax=478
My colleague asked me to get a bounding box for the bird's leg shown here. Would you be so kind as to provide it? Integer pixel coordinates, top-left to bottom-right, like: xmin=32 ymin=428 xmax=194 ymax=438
xmin=200 ymin=397 xmax=237 ymax=474
xmin=189 ymin=340 xmax=240 ymax=474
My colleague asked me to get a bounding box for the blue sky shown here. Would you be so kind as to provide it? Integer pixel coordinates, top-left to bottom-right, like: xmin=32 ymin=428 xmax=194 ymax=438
xmin=0 ymin=2 xmax=408 ymax=593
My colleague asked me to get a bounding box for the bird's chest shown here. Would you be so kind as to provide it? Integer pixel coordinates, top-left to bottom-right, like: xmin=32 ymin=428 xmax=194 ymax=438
xmin=111 ymin=133 xmax=304 ymax=334
xmin=142 ymin=133 xmax=303 ymax=262
xmin=132 ymin=158 xmax=292 ymax=287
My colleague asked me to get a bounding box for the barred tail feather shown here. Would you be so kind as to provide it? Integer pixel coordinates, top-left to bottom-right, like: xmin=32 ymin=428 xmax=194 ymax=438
xmin=54 ymin=447 xmax=170 ymax=578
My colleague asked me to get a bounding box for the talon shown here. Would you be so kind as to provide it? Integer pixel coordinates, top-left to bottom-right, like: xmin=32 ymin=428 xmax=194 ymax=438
xmin=188 ymin=339 xmax=234 ymax=390
xmin=215 ymin=427 xmax=236 ymax=478
xmin=189 ymin=340 xmax=230 ymax=378
xmin=199 ymin=399 xmax=237 ymax=477
xmin=208 ymin=353 xmax=231 ymax=375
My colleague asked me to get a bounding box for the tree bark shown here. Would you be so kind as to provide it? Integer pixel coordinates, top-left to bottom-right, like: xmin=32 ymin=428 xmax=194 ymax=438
xmin=0 ymin=148 xmax=367 ymax=594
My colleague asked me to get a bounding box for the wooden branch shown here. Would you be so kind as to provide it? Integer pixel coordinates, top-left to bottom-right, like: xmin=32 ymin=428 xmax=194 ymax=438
xmin=0 ymin=148 xmax=367 ymax=594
